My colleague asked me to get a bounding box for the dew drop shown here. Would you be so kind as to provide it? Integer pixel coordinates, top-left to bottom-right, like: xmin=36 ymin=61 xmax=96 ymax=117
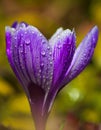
xmin=43 ymin=75 xmax=45 ymax=79
xmin=20 ymin=44 xmax=23 ymax=47
xmin=32 ymin=32 xmax=34 ymax=34
xmin=40 ymin=63 xmax=44 ymax=67
xmin=39 ymin=69 xmax=41 ymax=73
xmin=50 ymin=61 xmax=53 ymax=65
xmin=93 ymin=37 xmax=96 ymax=43
xmin=49 ymin=51 xmax=52 ymax=55
xmin=50 ymin=72 xmax=53 ymax=76
xmin=50 ymin=76 xmax=52 ymax=80
xmin=46 ymin=82 xmax=49 ymax=86
xmin=41 ymin=51 xmax=46 ymax=56
xmin=83 ymin=53 xmax=86 ymax=57
xmin=48 ymin=58 xmax=50 ymax=60
xmin=14 ymin=37 xmax=17 ymax=40
xmin=21 ymin=33 xmax=23 ymax=36
xmin=57 ymin=44 xmax=61 ymax=49
xmin=47 ymin=87 xmax=50 ymax=90
xmin=25 ymin=38 xmax=30 ymax=45
xmin=42 ymin=40 xmax=46 ymax=44
xmin=20 ymin=50 xmax=23 ymax=53
xmin=47 ymin=46 xmax=50 ymax=50
xmin=58 ymin=35 xmax=60 ymax=39
xmin=40 ymin=33 xmax=42 ymax=37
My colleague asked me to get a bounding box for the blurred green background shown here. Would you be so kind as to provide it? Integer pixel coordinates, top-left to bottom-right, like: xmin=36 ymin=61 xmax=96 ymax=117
xmin=0 ymin=0 xmax=101 ymax=130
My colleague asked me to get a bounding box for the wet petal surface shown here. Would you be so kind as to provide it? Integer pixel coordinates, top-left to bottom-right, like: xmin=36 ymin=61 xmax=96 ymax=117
xmin=62 ymin=26 xmax=99 ymax=87
xmin=6 ymin=24 xmax=53 ymax=93
xmin=49 ymin=28 xmax=76 ymax=88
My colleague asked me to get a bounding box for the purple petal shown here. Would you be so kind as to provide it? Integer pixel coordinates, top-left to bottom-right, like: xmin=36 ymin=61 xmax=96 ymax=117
xmin=49 ymin=28 xmax=76 ymax=88
xmin=23 ymin=26 xmax=53 ymax=92
xmin=42 ymin=28 xmax=76 ymax=113
xmin=49 ymin=27 xmax=63 ymax=41
xmin=6 ymin=26 xmax=30 ymax=96
xmin=6 ymin=23 xmax=53 ymax=94
xmin=12 ymin=21 xmax=18 ymax=28
xmin=62 ymin=26 xmax=99 ymax=86
xmin=12 ymin=21 xmax=28 ymax=29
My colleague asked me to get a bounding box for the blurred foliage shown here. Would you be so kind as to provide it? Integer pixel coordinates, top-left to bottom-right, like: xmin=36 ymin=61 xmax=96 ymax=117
xmin=0 ymin=0 xmax=101 ymax=130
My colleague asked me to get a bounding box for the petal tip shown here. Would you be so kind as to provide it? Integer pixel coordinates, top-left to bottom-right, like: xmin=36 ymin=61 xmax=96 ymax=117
xmin=91 ymin=25 xmax=99 ymax=35
xmin=91 ymin=25 xmax=99 ymax=48
xmin=93 ymin=25 xmax=98 ymax=31
xmin=12 ymin=21 xmax=18 ymax=28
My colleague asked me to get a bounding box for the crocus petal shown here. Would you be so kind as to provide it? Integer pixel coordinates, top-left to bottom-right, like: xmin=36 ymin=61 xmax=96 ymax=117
xmin=61 ymin=26 xmax=98 ymax=86
xmin=12 ymin=22 xmax=28 ymax=28
xmin=6 ymin=27 xmax=30 ymax=96
xmin=43 ymin=28 xmax=76 ymax=113
xmin=6 ymin=23 xmax=53 ymax=93
xmin=12 ymin=21 xmax=18 ymax=28
xmin=49 ymin=27 xmax=63 ymax=41
xmin=49 ymin=28 xmax=76 ymax=88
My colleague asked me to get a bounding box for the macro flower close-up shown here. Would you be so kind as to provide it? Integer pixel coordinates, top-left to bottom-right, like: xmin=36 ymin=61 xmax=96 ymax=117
xmin=5 ymin=22 xmax=98 ymax=130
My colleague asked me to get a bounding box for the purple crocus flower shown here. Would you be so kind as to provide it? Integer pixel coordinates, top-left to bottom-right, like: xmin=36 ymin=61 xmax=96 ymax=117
xmin=5 ymin=22 xmax=98 ymax=130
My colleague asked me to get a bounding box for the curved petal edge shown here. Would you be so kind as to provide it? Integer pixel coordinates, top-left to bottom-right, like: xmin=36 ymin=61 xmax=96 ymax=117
xmin=62 ymin=26 xmax=99 ymax=86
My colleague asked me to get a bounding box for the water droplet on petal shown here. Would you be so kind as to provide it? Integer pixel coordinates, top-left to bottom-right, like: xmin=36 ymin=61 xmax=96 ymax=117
xmin=57 ymin=44 xmax=61 ymax=49
xmin=32 ymin=31 xmax=34 ymax=34
xmin=43 ymin=75 xmax=45 ymax=78
xmin=83 ymin=53 xmax=86 ymax=57
xmin=39 ymin=69 xmax=41 ymax=73
xmin=93 ymin=37 xmax=96 ymax=43
xmin=14 ymin=45 xmax=17 ymax=48
xmin=20 ymin=44 xmax=23 ymax=47
xmin=40 ymin=33 xmax=42 ymax=37
xmin=20 ymin=50 xmax=23 ymax=53
xmin=50 ymin=72 xmax=53 ymax=76
xmin=50 ymin=61 xmax=53 ymax=65
xmin=42 ymin=40 xmax=46 ymax=44
xmin=40 ymin=63 xmax=44 ymax=67
xmin=25 ymin=38 xmax=30 ymax=45
xmin=14 ymin=37 xmax=17 ymax=40
xmin=50 ymin=76 xmax=52 ymax=80
xmin=49 ymin=52 xmax=52 ymax=55
xmin=58 ymin=35 xmax=60 ymax=39
xmin=41 ymin=51 xmax=46 ymax=56
xmin=21 ymin=33 xmax=23 ymax=36
xmin=47 ymin=46 xmax=50 ymax=50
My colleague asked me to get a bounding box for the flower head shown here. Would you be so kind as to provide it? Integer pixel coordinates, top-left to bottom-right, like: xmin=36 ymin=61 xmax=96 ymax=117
xmin=5 ymin=22 xmax=98 ymax=130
